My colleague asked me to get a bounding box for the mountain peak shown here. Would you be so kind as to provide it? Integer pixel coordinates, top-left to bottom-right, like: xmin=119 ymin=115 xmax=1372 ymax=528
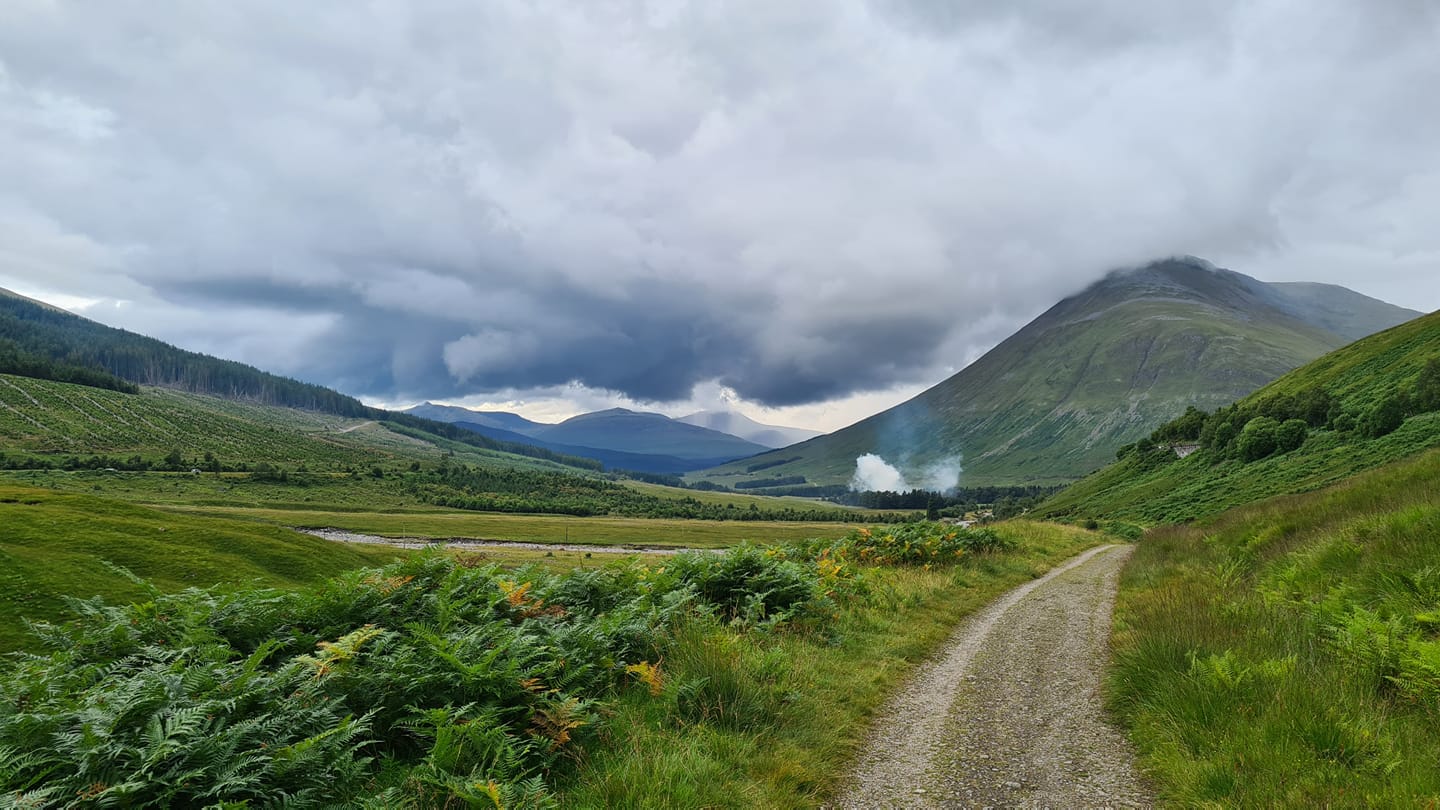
xmin=693 ymin=258 xmax=1419 ymax=488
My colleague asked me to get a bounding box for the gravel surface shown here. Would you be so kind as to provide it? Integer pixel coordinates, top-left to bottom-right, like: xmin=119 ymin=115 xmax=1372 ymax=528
xmin=835 ymin=544 xmax=1150 ymax=809
xmin=300 ymin=527 xmax=694 ymax=555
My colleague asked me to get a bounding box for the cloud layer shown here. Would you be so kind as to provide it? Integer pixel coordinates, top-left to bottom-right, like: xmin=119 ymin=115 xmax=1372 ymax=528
xmin=3 ymin=0 xmax=1437 ymax=410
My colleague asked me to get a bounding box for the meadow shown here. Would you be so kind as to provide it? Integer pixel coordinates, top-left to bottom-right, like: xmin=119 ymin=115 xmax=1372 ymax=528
xmin=1108 ymin=446 xmax=1440 ymax=805
xmin=0 ymin=487 xmax=402 ymax=653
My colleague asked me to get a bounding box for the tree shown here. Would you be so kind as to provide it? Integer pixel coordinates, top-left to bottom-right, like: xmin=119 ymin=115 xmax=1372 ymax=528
xmin=1237 ymin=417 xmax=1281 ymax=462
xmin=1358 ymin=394 xmax=1405 ymax=438
xmin=1295 ymin=386 xmax=1334 ymax=428
xmin=1416 ymin=359 xmax=1440 ymax=413
xmin=1152 ymin=406 xmax=1208 ymax=443
xmin=1276 ymin=419 xmax=1308 ymax=453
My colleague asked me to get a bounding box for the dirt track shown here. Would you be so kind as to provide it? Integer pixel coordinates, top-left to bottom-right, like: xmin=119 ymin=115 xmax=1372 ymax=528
xmin=836 ymin=544 xmax=1150 ymax=809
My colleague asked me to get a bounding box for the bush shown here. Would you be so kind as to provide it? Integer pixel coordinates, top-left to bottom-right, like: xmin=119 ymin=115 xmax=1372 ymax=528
xmin=1237 ymin=417 xmax=1281 ymax=462
xmin=1359 ymin=394 xmax=1406 ymax=439
xmin=784 ymin=521 xmax=1015 ymax=567
xmin=1276 ymin=419 xmax=1309 ymax=454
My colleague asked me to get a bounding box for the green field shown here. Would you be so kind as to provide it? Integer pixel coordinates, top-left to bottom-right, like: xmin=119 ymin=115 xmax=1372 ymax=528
xmin=1109 ymin=446 xmax=1440 ymax=805
xmin=0 ymin=486 xmax=403 ymax=652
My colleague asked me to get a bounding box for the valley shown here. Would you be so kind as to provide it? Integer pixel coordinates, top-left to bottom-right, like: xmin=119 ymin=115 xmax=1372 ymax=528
xmin=2 ymin=267 xmax=1438 ymax=807
xmin=5 ymin=6 xmax=1439 ymax=806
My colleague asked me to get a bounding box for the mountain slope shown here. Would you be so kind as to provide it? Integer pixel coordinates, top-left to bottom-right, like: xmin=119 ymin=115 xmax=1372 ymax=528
xmin=1267 ymin=281 xmax=1421 ymax=341
xmin=693 ymin=258 xmax=1419 ymax=489
xmin=0 ymin=287 xmax=370 ymax=416
xmin=405 ymin=404 xmax=775 ymax=472
xmin=0 ymin=372 xmax=602 ymax=474
xmin=534 ymin=408 xmax=768 ymax=461
xmin=1039 ymin=309 xmax=1440 ymax=523
xmin=450 ymin=420 xmax=724 ymax=474
xmin=675 ymin=410 xmax=823 ymax=448
xmin=405 ymin=403 xmax=546 ymax=434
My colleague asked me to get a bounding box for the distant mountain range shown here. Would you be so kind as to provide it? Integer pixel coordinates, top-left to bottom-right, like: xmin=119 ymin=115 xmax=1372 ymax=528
xmin=692 ymin=257 xmax=1420 ymax=489
xmin=675 ymin=410 xmax=823 ymax=448
xmin=401 ymin=404 xmax=815 ymax=474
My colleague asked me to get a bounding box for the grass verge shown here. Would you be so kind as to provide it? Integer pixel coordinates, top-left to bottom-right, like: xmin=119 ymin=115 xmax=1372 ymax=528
xmin=560 ymin=520 xmax=1103 ymax=806
xmin=1109 ymin=446 xmax=1440 ymax=806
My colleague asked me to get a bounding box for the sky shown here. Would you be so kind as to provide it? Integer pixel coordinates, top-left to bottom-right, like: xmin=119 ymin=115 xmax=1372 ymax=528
xmin=2 ymin=0 xmax=1438 ymax=432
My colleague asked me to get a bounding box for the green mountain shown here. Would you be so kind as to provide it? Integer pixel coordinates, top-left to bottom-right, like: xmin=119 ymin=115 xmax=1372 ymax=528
xmin=1039 ymin=308 xmax=1440 ymax=524
xmin=692 ymin=258 xmax=1419 ymax=490
xmin=0 ymin=371 xmax=598 ymax=475
xmin=0 ymin=286 xmax=371 ymax=415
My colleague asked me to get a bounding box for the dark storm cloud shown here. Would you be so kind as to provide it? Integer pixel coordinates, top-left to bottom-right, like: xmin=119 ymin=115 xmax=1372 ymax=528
xmin=1 ymin=0 xmax=1437 ymax=408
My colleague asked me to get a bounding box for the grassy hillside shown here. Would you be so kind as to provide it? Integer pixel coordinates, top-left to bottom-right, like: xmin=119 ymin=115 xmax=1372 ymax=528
xmin=1041 ymin=310 xmax=1440 ymax=523
xmin=0 ymin=372 xmax=597 ymax=474
xmin=0 ymin=486 xmax=401 ymax=652
xmin=693 ymin=259 xmax=1415 ymax=490
xmin=0 ymin=286 xmax=371 ymax=415
xmin=1109 ymin=446 xmax=1440 ymax=805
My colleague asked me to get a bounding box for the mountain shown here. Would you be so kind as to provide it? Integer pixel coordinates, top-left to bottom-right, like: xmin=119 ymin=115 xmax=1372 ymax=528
xmin=0 ymin=370 xmax=601 ymax=474
xmin=692 ymin=258 xmax=1421 ymax=489
xmin=675 ymin=410 xmax=823 ymax=449
xmin=1039 ymin=308 xmax=1440 ymax=523
xmin=535 ymin=408 xmax=768 ymax=461
xmin=404 ymin=404 xmax=772 ymax=473
xmin=405 ymin=402 xmax=546 ymax=435
xmin=1266 ymin=282 xmax=1420 ymax=341
xmin=451 ymin=421 xmax=732 ymax=475
xmin=0 ymin=290 xmax=610 ymax=471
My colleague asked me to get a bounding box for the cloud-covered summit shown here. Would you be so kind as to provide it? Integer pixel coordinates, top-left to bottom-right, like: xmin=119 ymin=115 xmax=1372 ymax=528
xmin=2 ymin=1 xmax=1437 ymax=411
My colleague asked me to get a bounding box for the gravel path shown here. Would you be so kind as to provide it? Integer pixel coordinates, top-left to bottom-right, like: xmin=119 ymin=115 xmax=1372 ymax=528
xmin=836 ymin=544 xmax=1150 ymax=809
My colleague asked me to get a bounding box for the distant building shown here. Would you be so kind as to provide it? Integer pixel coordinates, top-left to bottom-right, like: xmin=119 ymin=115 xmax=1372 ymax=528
xmin=1172 ymin=443 xmax=1201 ymax=459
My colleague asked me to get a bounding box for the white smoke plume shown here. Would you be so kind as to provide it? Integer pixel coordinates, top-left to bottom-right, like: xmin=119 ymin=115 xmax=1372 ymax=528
xmin=849 ymin=453 xmax=964 ymax=493
xmin=913 ymin=456 xmax=964 ymax=492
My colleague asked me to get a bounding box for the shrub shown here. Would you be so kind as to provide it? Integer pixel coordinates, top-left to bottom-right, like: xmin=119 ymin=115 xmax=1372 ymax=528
xmin=1275 ymin=419 xmax=1308 ymax=454
xmin=1359 ymin=394 xmax=1405 ymax=439
xmin=1237 ymin=416 xmax=1281 ymax=462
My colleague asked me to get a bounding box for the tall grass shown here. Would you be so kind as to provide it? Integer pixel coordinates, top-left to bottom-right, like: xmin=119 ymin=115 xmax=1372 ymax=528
xmin=1110 ymin=447 xmax=1440 ymax=806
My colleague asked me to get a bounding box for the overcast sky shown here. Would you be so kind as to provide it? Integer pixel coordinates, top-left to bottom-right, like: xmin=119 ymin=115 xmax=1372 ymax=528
xmin=2 ymin=1 xmax=1437 ymax=431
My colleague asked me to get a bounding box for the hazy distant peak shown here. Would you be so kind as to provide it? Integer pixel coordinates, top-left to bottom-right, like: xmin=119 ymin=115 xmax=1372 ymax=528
xmin=675 ymin=409 xmax=823 ymax=449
